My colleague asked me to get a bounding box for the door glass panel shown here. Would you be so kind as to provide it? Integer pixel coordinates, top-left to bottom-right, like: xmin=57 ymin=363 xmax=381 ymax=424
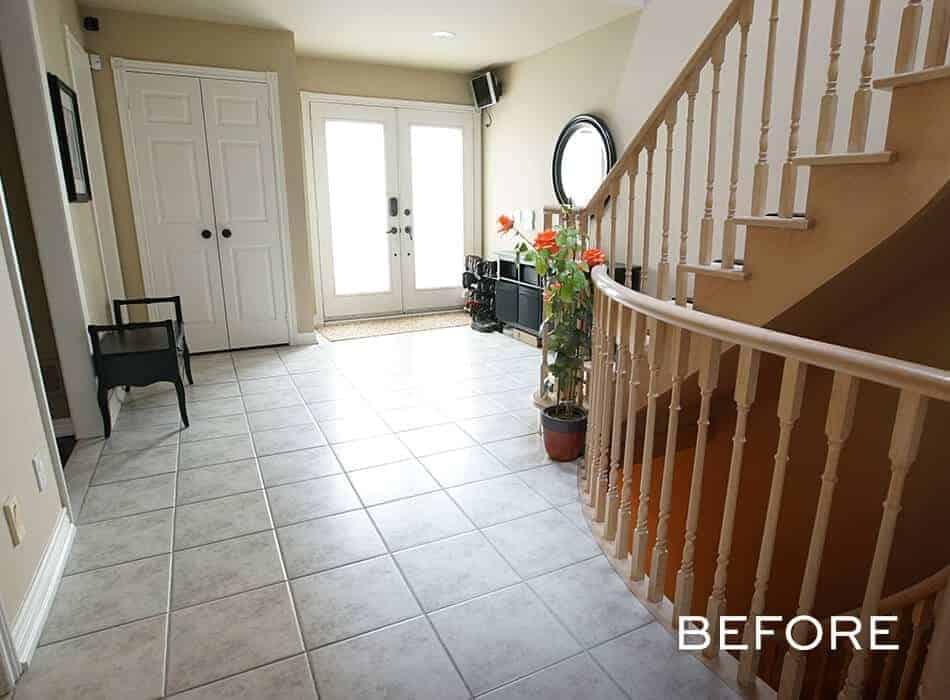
xmin=325 ymin=119 xmax=390 ymax=295
xmin=409 ymin=125 xmax=464 ymax=290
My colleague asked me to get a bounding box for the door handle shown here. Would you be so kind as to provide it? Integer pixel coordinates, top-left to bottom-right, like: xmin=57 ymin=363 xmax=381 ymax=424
xmin=386 ymin=227 xmax=398 ymax=235
xmin=404 ymin=225 xmax=413 ymax=241
xmin=221 ymin=228 xmax=233 ymax=238
xmin=201 ymin=229 xmax=212 ymax=239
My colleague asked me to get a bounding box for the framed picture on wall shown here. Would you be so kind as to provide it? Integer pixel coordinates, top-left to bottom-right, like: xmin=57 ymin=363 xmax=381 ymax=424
xmin=47 ymin=73 xmax=92 ymax=202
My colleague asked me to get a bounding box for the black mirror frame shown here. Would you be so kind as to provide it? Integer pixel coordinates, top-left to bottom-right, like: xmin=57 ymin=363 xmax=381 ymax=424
xmin=551 ymin=114 xmax=616 ymax=208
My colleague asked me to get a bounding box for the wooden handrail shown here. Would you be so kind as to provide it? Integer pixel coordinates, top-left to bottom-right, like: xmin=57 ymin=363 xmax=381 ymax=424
xmin=592 ymin=266 xmax=950 ymax=401
xmin=584 ymin=0 xmax=745 ymax=217
xmin=835 ymin=564 xmax=950 ymax=619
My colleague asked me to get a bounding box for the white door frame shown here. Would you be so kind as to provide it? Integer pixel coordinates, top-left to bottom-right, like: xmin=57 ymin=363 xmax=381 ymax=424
xmin=112 ymin=57 xmax=299 ymax=346
xmin=301 ymin=92 xmax=481 ymax=325
xmin=65 ymin=27 xmax=125 ymax=303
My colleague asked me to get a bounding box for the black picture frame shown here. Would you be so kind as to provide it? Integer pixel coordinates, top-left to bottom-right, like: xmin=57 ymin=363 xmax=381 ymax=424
xmin=552 ymin=114 xmax=616 ymax=208
xmin=47 ymin=73 xmax=92 ymax=203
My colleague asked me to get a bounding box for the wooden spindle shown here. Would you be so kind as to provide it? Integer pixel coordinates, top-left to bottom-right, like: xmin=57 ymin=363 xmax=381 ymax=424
xmin=593 ymin=297 xmax=618 ymax=518
xmin=924 ymin=0 xmax=950 ymax=68
xmin=847 ymin=0 xmax=883 ymax=153
xmin=641 ymin=132 xmax=657 ymax=294
xmin=630 ymin=320 xmax=667 ymax=581
xmin=648 ymin=327 xmax=691 ymax=603
xmin=779 ymin=0 xmax=813 ymax=218
xmin=673 ymin=336 xmax=722 ymax=624
xmin=609 ymin=183 xmax=619 ymax=276
xmin=839 ymin=391 xmax=929 ymax=699
xmin=779 ymin=372 xmax=859 ymax=698
xmin=895 ymin=1 xmax=924 ymax=74
xmin=721 ymin=0 xmax=753 ymax=270
xmin=614 ymin=310 xmax=647 ymax=559
xmin=700 ymin=36 xmax=726 ymax=265
xmin=657 ymin=103 xmax=678 ymax=300
xmin=676 ymin=72 xmax=700 ymax=305
xmin=895 ymin=598 xmax=932 ymax=700
xmin=594 ymin=208 xmax=604 ymax=250
xmin=625 ymin=164 xmax=639 ymax=289
xmin=811 ymin=643 xmax=831 ymax=700
xmin=751 ymin=0 xmax=779 ymax=216
xmin=877 ymin=614 xmax=904 ymax=700
xmin=605 ymin=305 xmax=632 ymax=539
xmin=587 ymin=291 xmax=612 ymax=505
xmin=584 ymin=291 xmax=605 ymax=495
xmin=704 ymin=346 xmax=761 ymax=656
xmin=917 ymin=585 xmax=950 ymax=699
xmin=738 ymin=359 xmax=808 ymax=684
xmin=815 ymin=0 xmax=847 ymax=154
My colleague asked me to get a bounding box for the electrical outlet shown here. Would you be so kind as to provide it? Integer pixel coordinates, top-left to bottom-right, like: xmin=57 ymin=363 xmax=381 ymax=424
xmin=3 ymin=498 xmax=24 ymax=547
xmin=33 ymin=454 xmax=48 ymax=492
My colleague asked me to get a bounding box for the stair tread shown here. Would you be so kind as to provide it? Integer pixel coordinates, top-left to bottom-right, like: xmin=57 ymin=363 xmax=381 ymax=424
xmin=874 ymin=64 xmax=950 ymax=90
xmin=793 ymin=151 xmax=896 ymax=166
xmin=732 ymin=215 xmax=811 ymax=230
xmin=679 ymin=262 xmax=748 ymax=281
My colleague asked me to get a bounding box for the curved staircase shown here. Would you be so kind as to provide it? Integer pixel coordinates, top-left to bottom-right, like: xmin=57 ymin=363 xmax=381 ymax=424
xmin=565 ymin=0 xmax=950 ymax=698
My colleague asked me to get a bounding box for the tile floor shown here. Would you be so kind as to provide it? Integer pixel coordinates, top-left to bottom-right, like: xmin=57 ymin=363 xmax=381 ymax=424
xmin=15 ymin=327 xmax=738 ymax=699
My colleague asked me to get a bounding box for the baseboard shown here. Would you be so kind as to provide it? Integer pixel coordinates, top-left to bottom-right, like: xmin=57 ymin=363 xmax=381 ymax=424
xmin=11 ymin=508 xmax=74 ymax=668
xmin=51 ymin=418 xmax=73 ymax=438
xmin=292 ymin=331 xmax=317 ymax=345
xmin=0 ymin=601 xmax=18 ymax=693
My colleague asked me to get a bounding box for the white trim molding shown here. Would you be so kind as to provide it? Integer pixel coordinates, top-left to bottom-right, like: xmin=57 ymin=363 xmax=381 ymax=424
xmin=111 ymin=57 xmax=299 ymax=347
xmin=0 ymin=598 xmax=19 ymax=693
xmin=11 ymin=508 xmax=75 ymax=668
xmin=300 ymin=91 xmax=475 ymax=113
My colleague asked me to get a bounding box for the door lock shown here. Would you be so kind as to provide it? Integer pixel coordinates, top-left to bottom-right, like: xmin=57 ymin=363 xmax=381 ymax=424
xmin=221 ymin=228 xmax=233 ymax=238
xmin=386 ymin=227 xmax=398 ymax=235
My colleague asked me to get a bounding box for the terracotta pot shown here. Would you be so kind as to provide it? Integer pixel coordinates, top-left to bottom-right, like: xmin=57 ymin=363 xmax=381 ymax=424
xmin=541 ymin=405 xmax=588 ymax=462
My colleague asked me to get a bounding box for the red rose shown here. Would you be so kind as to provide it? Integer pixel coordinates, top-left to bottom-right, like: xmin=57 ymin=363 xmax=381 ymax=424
xmin=582 ymin=248 xmax=606 ymax=267
xmin=534 ymin=229 xmax=559 ymax=254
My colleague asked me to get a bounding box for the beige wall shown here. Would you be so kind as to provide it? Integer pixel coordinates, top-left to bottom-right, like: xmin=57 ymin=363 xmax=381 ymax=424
xmin=0 ymin=184 xmax=64 ymax=621
xmin=482 ymin=14 xmax=639 ymax=256
xmin=296 ymin=55 xmax=471 ymax=104
xmin=80 ymin=7 xmax=316 ymax=333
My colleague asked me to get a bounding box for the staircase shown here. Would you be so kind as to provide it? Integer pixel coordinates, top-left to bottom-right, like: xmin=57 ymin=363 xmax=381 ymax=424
xmin=572 ymin=0 xmax=950 ymax=698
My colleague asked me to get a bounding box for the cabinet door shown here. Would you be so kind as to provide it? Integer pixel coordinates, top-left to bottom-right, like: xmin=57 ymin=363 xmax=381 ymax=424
xmin=495 ymin=280 xmax=518 ymax=324
xmin=126 ymin=72 xmax=229 ymax=352
xmin=201 ymin=78 xmax=288 ymax=348
xmin=518 ymin=286 xmax=541 ymax=332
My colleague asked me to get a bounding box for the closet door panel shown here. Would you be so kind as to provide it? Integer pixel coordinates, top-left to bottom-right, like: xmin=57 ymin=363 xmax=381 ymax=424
xmin=201 ymin=78 xmax=288 ymax=348
xmin=126 ymin=72 xmax=229 ymax=351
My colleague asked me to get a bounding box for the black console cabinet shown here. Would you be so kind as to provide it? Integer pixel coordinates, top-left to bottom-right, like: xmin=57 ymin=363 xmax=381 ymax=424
xmin=492 ymin=251 xmax=640 ymax=336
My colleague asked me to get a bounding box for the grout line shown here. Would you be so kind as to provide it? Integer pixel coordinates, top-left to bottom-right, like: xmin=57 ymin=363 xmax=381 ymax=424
xmin=161 ymin=403 xmax=183 ymax=696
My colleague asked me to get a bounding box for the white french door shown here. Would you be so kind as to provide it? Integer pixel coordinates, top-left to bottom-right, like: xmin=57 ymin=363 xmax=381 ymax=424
xmin=308 ymin=99 xmax=474 ymax=320
xmin=124 ymin=71 xmax=289 ymax=351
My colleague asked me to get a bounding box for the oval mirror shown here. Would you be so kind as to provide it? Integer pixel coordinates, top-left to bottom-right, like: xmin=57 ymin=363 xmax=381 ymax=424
xmin=552 ymin=114 xmax=616 ymax=208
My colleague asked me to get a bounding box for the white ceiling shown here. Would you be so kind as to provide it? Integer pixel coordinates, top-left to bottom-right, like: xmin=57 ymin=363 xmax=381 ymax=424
xmin=81 ymin=0 xmax=644 ymax=71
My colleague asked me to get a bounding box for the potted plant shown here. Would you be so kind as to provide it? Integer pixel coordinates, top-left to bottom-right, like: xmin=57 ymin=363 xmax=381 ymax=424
xmin=498 ymin=213 xmax=605 ymax=461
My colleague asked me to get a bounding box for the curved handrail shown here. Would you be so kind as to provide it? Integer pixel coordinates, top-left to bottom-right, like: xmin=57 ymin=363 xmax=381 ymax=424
xmin=583 ymin=0 xmax=745 ymax=216
xmin=592 ymin=265 xmax=950 ymax=402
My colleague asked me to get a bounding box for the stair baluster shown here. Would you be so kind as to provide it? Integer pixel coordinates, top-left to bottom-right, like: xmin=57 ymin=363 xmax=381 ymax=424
xmin=924 ymin=0 xmax=950 ymax=68
xmin=672 ymin=336 xmax=722 ymax=624
xmin=779 ymin=0 xmax=812 ymax=217
xmin=624 ymin=163 xmax=639 ymax=289
xmin=699 ymin=37 xmax=726 ymax=265
xmin=648 ymin=327 xmax=691 ymax=603
xmin=816 ymin=0 xmax=847 ymax=155
xmin=751 ymin=0 xmax=779 ymax=215
xmin=778 ymin=372 xmax=860 ymax=699
xmin=895 ymin=1 xmax=924 ymax=74
xmin=838 ymin=391 xmax=929 ymax=699
xmin=676 ymin=72 xmax=700 ymax=305
xmin=641 ymin=133 xmax=657 ymax=294
xmin=630 ymin=319 xmax=667 ymax=581
xmin=604 ymin=305 xmax=632 ymax=539
xmin=721 ymin=0 xmax=753 ymax=270
xmin=583 ymin=290 xmax=605 ymax=497
xmin=608 ymin=182 xmax=619 ymax=278
xmin=592 ymin=293 xmax=617 ymax=517
xmin=657 ymin=103 xmax=678 ymax=300
xmin=614 ymin=310 xmax=647 ymax=559
xmin=738 ymin=359 xmax=808 ymax=685
xmin=847 ymin=0 xmax=883 ymax=153
xmin=704 ymin=346 xmax=761 ymax=657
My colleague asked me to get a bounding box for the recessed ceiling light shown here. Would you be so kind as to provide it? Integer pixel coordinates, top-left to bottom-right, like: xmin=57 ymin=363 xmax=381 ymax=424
xmin=432 ymin=31 xmax=456 ymax=39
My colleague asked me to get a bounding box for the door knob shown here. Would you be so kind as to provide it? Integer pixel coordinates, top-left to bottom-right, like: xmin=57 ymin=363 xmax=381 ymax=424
xmin=386 ymin=227 xmax=398 ymax=235
xmin=404 ymin=225 xmax=413 ymax=241
xmin=201 ymin=229 xmax=212 ymax=239
xmin=221 ymin=228 xmax=233 ymax=238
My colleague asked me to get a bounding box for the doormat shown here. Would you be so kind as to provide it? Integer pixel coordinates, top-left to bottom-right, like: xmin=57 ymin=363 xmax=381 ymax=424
xmin=319 ymin=311 xmax=470 ymax=341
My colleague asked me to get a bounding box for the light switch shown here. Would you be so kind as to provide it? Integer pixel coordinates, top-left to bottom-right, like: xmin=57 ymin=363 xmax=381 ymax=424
xmin=33 ymin=454 xmax=48 ymax=492
xmin=4 ymin=498 xmax=24 ymax=547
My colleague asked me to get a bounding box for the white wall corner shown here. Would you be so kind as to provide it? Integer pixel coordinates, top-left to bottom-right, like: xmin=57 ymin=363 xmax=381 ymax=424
xmin=10 ymin=508 xmax=75 ymax=669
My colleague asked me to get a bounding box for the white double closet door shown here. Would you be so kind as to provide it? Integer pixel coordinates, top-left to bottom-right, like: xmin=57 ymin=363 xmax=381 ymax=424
xmin=309 ymin=101 xmax=474 ymax=320
xmin=126 ymin=72 xmax=288 ymax=352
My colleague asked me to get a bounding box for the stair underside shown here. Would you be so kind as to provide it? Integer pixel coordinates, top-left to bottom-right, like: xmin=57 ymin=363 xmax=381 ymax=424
xmin=793 ymin=151 xmax=896 ymax=166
